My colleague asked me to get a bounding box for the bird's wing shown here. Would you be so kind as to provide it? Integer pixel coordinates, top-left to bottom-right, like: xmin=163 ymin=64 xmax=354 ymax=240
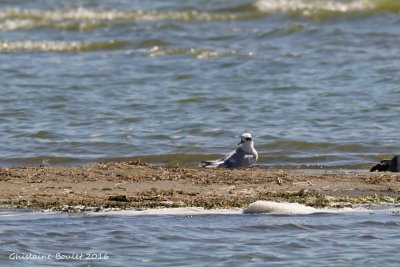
xmin=200 ymin=149 xmax=237 ymax=168
xmin=221 ymin=147 xmax=254 ymax=168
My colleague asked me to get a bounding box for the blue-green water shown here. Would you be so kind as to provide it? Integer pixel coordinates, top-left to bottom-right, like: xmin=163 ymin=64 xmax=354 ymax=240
xmin=2 ymin=2 xmax=400 ymax=265
xmin=1 ymin=0 xmax=400 ymax=169
xmin=1 ymin=207 xmax=400 ymax=267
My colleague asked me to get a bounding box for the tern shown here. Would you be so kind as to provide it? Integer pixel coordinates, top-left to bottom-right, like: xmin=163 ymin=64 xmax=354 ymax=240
xmin=200 ymin=133 xmax=258 ymax=168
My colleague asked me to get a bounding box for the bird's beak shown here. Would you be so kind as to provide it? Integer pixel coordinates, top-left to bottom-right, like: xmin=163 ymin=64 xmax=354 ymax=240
xmin=238 ymin=140 xmax=244 ymax=145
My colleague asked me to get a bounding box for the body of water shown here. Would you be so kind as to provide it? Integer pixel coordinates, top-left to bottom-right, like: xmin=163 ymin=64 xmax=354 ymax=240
xmin=2 ymin=2 xmax=400 ymax=265
xmin=1 ymin=205 xmax=400 ymax=266
xmin=1 ymin=0 xmax=400 ymax=168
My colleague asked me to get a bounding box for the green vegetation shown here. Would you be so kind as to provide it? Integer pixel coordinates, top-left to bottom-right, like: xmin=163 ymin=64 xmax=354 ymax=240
xmin=3 ymin=189 xmax=399 ymax=212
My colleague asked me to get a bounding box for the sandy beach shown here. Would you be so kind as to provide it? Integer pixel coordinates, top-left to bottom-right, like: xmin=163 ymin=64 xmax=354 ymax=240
xmin=0 ymin=161 xmax=399 ymax=211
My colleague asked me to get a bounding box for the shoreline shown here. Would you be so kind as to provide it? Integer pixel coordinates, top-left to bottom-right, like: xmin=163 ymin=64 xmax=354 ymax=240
xmin=0 ymin=161 xmax=399 ymax=212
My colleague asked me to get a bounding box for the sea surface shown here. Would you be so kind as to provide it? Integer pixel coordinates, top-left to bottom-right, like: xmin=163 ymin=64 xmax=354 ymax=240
xmin=1 ymin=0 xmax=400 ymax=169
xmin=1 ymin=205 xmax=400 ymax=267
xmin=2 ymin=2 xmax=400 ymax=266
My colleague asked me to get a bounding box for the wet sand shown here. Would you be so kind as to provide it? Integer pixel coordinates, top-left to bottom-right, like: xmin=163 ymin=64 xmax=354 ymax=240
xmin=0 ymin=161 xmax=399 ymax=211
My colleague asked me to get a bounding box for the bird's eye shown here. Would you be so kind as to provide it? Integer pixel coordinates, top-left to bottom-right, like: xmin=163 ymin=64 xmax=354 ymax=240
xmin=245 ymin=137 xmax=252 ymax=141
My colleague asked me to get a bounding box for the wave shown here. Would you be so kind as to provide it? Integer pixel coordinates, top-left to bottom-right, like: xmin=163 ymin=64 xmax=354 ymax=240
xmin=0 ymin=40 xmax=127 ymax=52
xmin=0 ymin=153 xmax=378 ymax=170
xmin=244 ymin=201 xmax=318 ymax=214
xmin=0 ymin=0 xmax=398 ymax=31
xmin=258 ymin=140 xmax=377 ymax=154
xmin=243 ymin=201 xmax=363 ymax=214
xmin=0 ymin=154 xmax=212 ymax=167
xmin=0 ymin=7 xmax=255 ymax=21
xmin=0 ymin=7 xmax=257 ymax=31
xmin=254 ymin=0 xmax=400 ymax=19
xmin=149 ymin=46 xmax=253 ymax=59
xmin=87 ymin=207 xmax=242 ymax=216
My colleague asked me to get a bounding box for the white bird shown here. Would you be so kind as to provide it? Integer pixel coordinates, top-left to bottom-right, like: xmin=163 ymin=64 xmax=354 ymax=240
xmin=200 ymin=133 xmax=258 ymax=168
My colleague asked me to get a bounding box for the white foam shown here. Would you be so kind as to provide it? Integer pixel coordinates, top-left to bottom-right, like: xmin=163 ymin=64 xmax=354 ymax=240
xmin=90 ymin=207 xmax=243 ymax=216
xmin=0 ymin=8 xmax=244 ymax=22
xmin=254 ymin=0 xmax=375 ymax=14
xmin=243 ymin=200 xmax=372 ymax=215
xmin=244 ymin=201 xmax=319 ymax=214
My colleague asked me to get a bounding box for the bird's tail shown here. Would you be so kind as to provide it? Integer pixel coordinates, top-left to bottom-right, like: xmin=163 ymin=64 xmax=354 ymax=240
xmin=199 ymin=160 xmax=223 ymax=168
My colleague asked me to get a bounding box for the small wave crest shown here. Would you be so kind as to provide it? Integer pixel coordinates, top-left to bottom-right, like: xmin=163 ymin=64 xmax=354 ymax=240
xmin=0 ymin=40 xmax=127 ymax=52
xmin=244 ymin=201 xmax=318 ymax=214
xmin=90 ymin=207 xmax=242 ymax=216
xmin=254 ymin=0 xmax=400 ymax=18
xmin=149 ymin=46 xmax=253 ymax=59
xmin=0 ymin=7 xmax=261 ymax=31
xmin=0 ymin=7 xmax=254 ymax=25
xmin=244 ymin=201 xmax=368 ymax=215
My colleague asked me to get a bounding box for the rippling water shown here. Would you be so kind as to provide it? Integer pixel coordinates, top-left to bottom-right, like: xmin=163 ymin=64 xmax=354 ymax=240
xmin=1 ymin=207 xmax=400 ymax=266
xmin=1 ymin=0 xmax=400 ymax=168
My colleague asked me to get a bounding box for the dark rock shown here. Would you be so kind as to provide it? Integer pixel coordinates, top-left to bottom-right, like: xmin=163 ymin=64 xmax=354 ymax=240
xmin=370 ymin=155 xmax=400 ymax=172
xmin=108 ymin=195 xmax=129 ymax=202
